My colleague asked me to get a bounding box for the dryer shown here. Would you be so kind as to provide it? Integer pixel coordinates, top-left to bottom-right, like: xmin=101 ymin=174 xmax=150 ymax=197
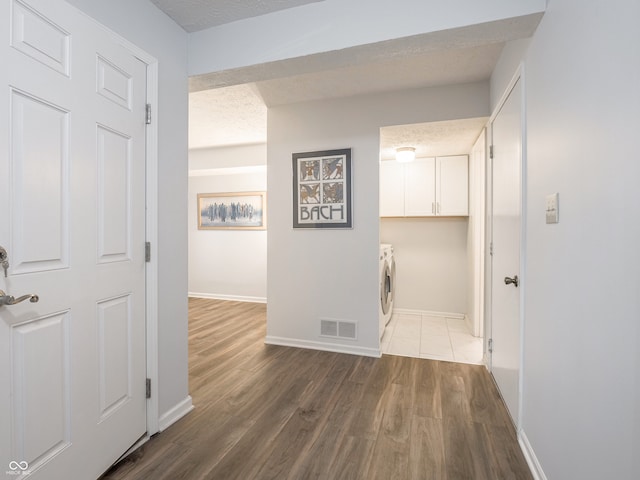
xmin=379 ymin=243 xmax=396 ymax=339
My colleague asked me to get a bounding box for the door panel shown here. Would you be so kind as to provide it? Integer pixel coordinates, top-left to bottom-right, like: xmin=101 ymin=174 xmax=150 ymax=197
xmin=11 ymin=312 xmax=71 ymax=466
xmin=97 ymin=125 xmax=132 ymax=262
xmin=490 ymin=77 xmax=522 ymax=424
xmin=10 ymin=0 xmax=70 ymax=76
xmin=1 ymin=0 xmax=147 ymax=478
xmin=10 ymin=89 xmax=69 ymax=273
xmin=98 ymin=295 xmax=133 ymax=420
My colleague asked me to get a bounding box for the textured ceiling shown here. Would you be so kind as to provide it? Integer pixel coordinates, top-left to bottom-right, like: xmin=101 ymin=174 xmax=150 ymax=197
xmin=150 ymin=0 xmax=324 ymax=32
xmin=188 ymin=41 xmax=499 ymax=150
xmin=189 ymin=84 xmax=267 ymax=149
xmin=255 ymin=43 xmax=503 ymax=107
xmin=380 ymin=118 xmax=489 ymax=161
xmin=178 ymin=2 xmax=542 ymax=152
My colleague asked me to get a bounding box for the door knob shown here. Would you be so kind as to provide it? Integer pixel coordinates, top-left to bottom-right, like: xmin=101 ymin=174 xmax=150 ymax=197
xmin=0 ymin=246 xmax=8 ymax=277
xmin=504 ymin=275 xmax=519 ymax=287
xmin=0 ymin=289 xmax=39 ymax=307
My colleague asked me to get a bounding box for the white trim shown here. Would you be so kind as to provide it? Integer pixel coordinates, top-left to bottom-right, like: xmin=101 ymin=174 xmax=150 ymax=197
xmin=144 ymin=60 xmax=160 ymax=436
xmin=158 ymin=396 xmax=194 ymax=432
xmin=519 ymin=430 xmax=547 ymax=480
xmin=490 ymin=64 xmax=524 ymax=124
xmin=517 ymin=62 xmax=528 ymax=433
xmin=189 ymin=165 xmax=266 ymax=177
xmin=470 ymin=128 xmax=487 ymax=339
xmin=265 ymin=336 xmax=381 ymax=358
xmin=482 ymin=352 xmax=491 ymax=367
xmin=188 ymin=292 xmax=267 ymax=304
xmin=392 ymin=308 xmax=465 ymax=320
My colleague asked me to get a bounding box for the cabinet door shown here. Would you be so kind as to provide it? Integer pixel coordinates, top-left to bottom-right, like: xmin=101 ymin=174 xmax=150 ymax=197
xmin=437 ymin=155 xmax=468 ymax=215
xmin=405 ymin=157 xmax=436 ymax=216
xmin=379 ymin=160 xmax=404 ymax=216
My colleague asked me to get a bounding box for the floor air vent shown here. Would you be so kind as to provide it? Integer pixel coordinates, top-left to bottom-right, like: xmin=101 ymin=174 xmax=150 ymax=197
xmin=320 ymin=319 xmax=357 ymax=340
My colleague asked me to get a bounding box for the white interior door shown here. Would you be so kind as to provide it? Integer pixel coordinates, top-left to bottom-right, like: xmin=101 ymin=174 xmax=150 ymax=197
xmin=489 ymin=77 xmax=522 ymax=425
xmin=0 ymin=0 xmax=147 ymax=478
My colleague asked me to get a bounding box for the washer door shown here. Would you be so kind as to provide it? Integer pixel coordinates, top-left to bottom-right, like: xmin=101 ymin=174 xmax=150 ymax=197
xmin=380 ymin=261 xmax=393 ymax=315
xmin=388 ymin=257 xmax=396 ymax=305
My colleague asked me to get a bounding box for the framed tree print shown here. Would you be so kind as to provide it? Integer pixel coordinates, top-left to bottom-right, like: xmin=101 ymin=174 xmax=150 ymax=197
xmin=292 ymin=148 xmax=352 ymax=229
xmin=198 ymin=191 xmax=266 ymax=230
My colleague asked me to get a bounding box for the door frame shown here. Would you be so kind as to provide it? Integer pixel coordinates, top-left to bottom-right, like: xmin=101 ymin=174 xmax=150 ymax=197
xmin=91 ymin=19 xmax=161 ymax=436
xmin=144 ymin=61 xmax=160 ymax=436
xmin=485 ymin=62 xmax=527 ymax=430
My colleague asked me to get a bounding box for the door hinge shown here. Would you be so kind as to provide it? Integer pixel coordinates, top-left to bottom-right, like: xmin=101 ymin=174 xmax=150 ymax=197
xmin=489 ymin=242 xmax=494 ymax=256
xmin=488 ymin=338 xmax=493 ymax=354
xmin=145 ymin=103 xmax=152 ymax=125
xmin=146 ymin=378 xmax=151 ymax=399
xmin=145 ymin=242 xmax=151 ymax=262
xmin=489 ymin=145 xmax=494 ymax=159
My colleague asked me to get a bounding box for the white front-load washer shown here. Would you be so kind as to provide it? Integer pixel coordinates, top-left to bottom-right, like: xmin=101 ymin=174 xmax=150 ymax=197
xmin=379 ymin=244 xmax=396 ymax=339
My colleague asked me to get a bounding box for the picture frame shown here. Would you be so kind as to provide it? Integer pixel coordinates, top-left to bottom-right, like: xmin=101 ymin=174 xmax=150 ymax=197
xmin=292 ymin=148 xmax=352 ymax=229
xmin=198 ymin=191 xmax=266 ymax=230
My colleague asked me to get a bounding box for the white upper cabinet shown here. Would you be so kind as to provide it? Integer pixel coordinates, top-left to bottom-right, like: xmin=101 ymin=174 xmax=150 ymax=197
xmin=437 ymin=155 xmax=468 ymax=216
xmin=379 ymin=160 xmax=405 ymax=217
xmin=405 ymin=157 xmax=436 ymax=216
xmin=379 ymin=155 xmax=468 ymax=217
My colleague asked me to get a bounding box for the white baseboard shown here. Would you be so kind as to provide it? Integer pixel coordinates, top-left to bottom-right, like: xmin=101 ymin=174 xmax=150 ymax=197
xmin=188 ymin=292 xmax=267 ymax=304
xmin=265 ymin=335 xmax=381 ymax=358
xmin=464 ymin=313 xmax=473 ymax=334
xmin=519 ymin=429 xmax=547 ymax=480
xmin=393 ymin=307 xmax=465 ymax=320
xmin=158 ymin=395 xmax=194 ymax=432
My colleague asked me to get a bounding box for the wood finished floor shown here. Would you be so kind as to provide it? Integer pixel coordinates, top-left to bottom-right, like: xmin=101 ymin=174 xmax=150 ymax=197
xmin=102 ymin=298 xmax=532 ymax=480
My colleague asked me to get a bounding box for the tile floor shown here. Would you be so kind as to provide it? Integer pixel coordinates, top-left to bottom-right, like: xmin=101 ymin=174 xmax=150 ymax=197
xmin=381 ymin=312 xmax=484 ymax=365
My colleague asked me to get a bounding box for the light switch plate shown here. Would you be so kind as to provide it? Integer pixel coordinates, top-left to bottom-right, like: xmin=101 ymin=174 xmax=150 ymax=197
xmin=546 ymin=193 xmax=559 ymax=224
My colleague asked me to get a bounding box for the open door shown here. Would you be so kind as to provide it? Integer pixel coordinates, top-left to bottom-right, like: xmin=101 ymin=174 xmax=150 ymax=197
xmin=487 ymin=74 xmax=523 ymax=426
xmin=0 ymin=0 xmax=148 ymax=477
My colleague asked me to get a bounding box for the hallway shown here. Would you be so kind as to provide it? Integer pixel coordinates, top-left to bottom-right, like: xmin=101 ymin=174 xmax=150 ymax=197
xmin=103 ymin=298 xmax=530 ymax=479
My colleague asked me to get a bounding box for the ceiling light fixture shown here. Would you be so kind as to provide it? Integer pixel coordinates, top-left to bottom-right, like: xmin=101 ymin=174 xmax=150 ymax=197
xmin=395 ymin=146 xmax=416 ymax=163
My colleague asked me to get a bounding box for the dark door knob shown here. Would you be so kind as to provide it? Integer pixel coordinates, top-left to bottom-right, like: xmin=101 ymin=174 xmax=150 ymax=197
xmin=504 ymin=275 xmax=519 ymax=287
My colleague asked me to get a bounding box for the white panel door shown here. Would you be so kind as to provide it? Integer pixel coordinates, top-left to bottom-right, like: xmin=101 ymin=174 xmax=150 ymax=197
xmin=490 ymin=78 xmax=522 ymax=425
xmin=0 ymin=0 xmax=147 ymax=478
xmin=437 ymin=155 xmax=468 ymax=216
xmin=405 ymin=157 xmax=436 ymax=216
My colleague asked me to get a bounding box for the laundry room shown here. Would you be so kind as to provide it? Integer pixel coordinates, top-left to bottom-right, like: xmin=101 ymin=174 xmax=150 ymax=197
xmin=378 ymin=118 xmax=487 ymax=362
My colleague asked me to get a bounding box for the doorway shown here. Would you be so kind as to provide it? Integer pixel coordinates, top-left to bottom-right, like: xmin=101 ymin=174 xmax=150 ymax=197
xmin=378 ymin=118 xmax=488 ymax=364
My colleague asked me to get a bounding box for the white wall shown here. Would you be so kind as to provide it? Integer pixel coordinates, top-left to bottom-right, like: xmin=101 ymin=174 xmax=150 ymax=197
xmin=489 ymin=38 xmax=531 ymax=111
xmin=190 ymin=143 xmax=266 ymax=170
xmin=66 ymin=0 xmax=189 ymax=424
xmin=189 ymin=0 xmax=546 ymax=76
xmin=491 ymin=1 xmax=640 ymax=478
xmin=188 ymin=145 xmax=267 ymax=302
xmin=380 ymin=218 xmax=468 ymax=314
xmin=267 ymin=82 xmax=489 ymax=356
xmin=467 ymin=130 xmax=486 ymax=337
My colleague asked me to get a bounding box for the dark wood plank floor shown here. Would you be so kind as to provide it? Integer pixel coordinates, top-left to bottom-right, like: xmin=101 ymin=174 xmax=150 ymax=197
xmin=102 ymin=298 xmax=532 ymax=480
